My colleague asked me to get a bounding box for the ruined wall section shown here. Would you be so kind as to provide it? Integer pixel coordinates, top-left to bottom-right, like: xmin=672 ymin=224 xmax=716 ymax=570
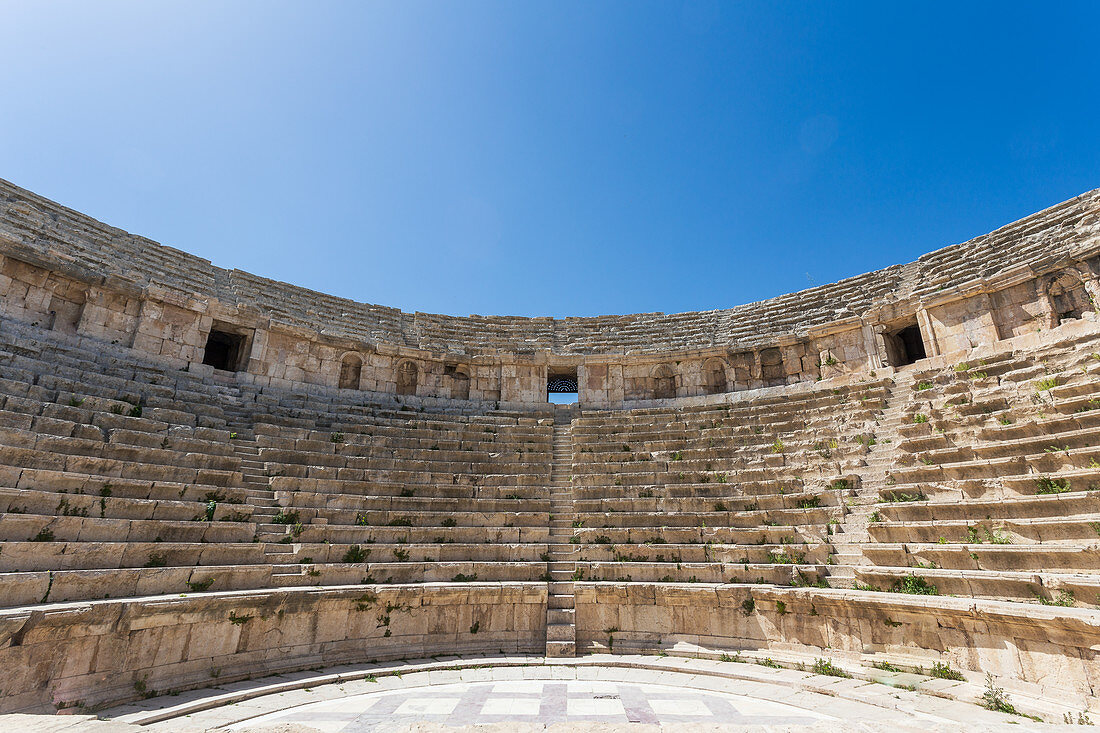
xmin=1 ymin=178 xmax=1099 ymax=407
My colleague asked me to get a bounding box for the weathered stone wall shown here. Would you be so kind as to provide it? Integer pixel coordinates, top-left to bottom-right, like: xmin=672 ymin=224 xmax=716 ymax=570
xmin=576 ymin=583 xmax=1100 ymax=702
xmin=1 ymin=178 xmax=1099 ymax=407
xmin=0 ymin=583 xmax=546 ymax=713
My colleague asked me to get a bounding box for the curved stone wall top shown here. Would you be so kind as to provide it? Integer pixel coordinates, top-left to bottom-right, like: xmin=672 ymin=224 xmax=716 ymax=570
xmin=2 ymin=177 xmax=1098 ymax=356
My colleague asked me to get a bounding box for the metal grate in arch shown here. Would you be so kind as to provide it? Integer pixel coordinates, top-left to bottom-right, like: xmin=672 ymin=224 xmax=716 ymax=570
xmin=547 ymin=377 xmax=578 ymax=393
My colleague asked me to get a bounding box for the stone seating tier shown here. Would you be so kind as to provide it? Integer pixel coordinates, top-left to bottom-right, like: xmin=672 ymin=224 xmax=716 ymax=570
xmin=848 ymin=329 xmax=1100 ymax=611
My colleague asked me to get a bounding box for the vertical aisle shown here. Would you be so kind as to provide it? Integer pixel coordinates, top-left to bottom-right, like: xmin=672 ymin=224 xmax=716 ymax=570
xmin=827 ymin=369 xmax=915 ymax=586
xmin=545 ymin=407 xmax=577 ymax=656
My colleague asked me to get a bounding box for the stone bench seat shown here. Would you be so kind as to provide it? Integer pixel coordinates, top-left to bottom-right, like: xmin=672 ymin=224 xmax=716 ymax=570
xmin=41 ymin=393 xmax=211 ymax=430
xmin=569 ymin=542 xmax=829 ymax=565
xmin=286 ymin=524 xmax=550 ymax=544
xmin=0 ymin=563 xmax=277 ymax=607
xmin=901 ymin=424 xmax=1100 ymax=462
xmin=256 ymin=433 xmax=550 ymax=454
xmin=573 ymin=479 xmax=812 ymax=500
xmin=574 ymin=391 xmax=887 ymax=429
xmin=46 ymin=366 xmax=185 ymax=394
xmin=0 ymin=541 xmax=265 ymax=571
xmin=888 ymin=446 xmax=1100 ymax=484
xmin=37 ymin=400 xmax=220 ymax=435
xmin=570 ymin=413 xmax=876 ymax=439
xmin=572 ymin=405 xmax=871 ymax=429
xmin=570 ymin=525 xmax=823 ymax=545
xmin=862 ymin=542 xmax=1100 ymax=572
xmin=977 ymin=411 xmax=1100 ymax=443
xmin=868 ymin=516 xmax=1100 ymax=544
xmin=107 ymin=429 xmax=237 ymax=457
xmin=276 ymin=491 xmax=549 ymax=514
xmin=0 ymin=370 xmax=42 ymax=395
xmin=575 ymin=560 xmax=827 ymax=585
xmin=853 ymin=566 xmax=1100 ymax=607
xmin=0 ymin=423 xmax=240 ymax=471
xmin=0 ymin=511 xmax=254 ymax=543
xmin=571 ymin=416 xmax=879 ymax=446
xmin=573 ymin=505 xmax=837 ymax=529
xmin=257 ymin=419 xmax=549 ymax=440
xmin=257 ymin=445 xmax=546 ymax=471
xmin=270 ymin=560 xmax=543 ymax=587
xmin=883 ymin=467 xmax=1100 ymax=501
xmin=0 ymin=442 xmax=241 ymax=486
xmin=287 ymin=508 xmax=548 ymax=528
xmin=2 ymin=466 xmax=252 ymax=504
xmin=1048 ymin=378 xmax=1100 ymax=401
xmin=571 ymin=464 xmax=847 ymax=488
xmin=572 ymin=438 xmax=869 ymax=463
xmin=0 ymin=486 xmax=253 ymax=523
xmin=265 ymin=541 xmax=547 ymax=564
xmin=267 ymin=476 xmax=543 ymax=500
xmin=572 ymin=490 xmax=842 ymax=514
xmin=256 ymin=446 xmax=548 ymax=473
xmin=274 ymin=462 xmax=548 ymax=486
xmin=877 ymin=489 xmax=1100 ymax=521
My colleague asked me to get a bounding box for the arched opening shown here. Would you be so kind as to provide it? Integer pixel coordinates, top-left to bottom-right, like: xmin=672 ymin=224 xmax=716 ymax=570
xmin=338 ymin=353 xmax=362 ymax=390
xmin=703 ymin=358 xmax=727 ymax=395
xmin=396 ymin=360 xmax=418 ymax=396
xmin=652 ymin=365 xmax=675 ymax=399
xmin=1048 ymin=272 xmax=1093 ymax=324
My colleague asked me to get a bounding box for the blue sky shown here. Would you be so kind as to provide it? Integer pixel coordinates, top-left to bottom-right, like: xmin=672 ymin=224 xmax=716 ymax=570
xmin=1 ymin=2 xmax=1097 ymax=318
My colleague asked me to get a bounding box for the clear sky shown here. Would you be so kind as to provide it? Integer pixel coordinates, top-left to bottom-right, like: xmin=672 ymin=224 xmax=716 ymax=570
xmin=0 ymin=2 xmax=1097 ymax=318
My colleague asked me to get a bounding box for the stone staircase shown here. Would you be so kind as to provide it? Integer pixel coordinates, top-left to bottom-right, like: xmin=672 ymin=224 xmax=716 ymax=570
xmin=828 ymin=369 xmax=915 ymax=587
xmin=214 ymin=383 xmax=287 ymax=564
xmin=545 ymin=406 xmax=578 ymax=657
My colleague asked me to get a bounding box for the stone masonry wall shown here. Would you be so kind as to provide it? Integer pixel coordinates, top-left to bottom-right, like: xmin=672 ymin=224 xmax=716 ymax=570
xmin=0 ymin=583 xmax=546 ymax=713
xmin=576 ymin=583 xmax=1100 ymax=702
xmin=2 ymin=179 xmax=1099 ymax=407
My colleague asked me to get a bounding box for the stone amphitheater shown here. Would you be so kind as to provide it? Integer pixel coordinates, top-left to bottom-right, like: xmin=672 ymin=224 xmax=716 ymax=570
xmin=1 ymin=178 xmax=1100 ymax=731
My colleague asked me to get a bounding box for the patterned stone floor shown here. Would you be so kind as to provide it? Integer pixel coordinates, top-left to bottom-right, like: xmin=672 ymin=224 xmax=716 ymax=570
xmin=226 ymin=680 xmax=832 ymax=731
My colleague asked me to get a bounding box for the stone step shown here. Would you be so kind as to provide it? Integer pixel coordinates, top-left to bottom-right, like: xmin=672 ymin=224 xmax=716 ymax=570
xmin=547 ymin=608 xmax=575 ymax=625
xmin=546 ymin=623 xmax=575 ymax=642
xmin=265 ymin=545 xmax=295 ymax=554
xmin=548 ymin=596 xmax=575 ymax=610
xmin=545 ymin=640 xmax=575 ymax=657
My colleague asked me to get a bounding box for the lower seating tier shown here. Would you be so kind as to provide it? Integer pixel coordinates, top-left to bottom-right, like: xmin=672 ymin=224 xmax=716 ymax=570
xmin=4 ymin=582 xmax=1099 ymax=716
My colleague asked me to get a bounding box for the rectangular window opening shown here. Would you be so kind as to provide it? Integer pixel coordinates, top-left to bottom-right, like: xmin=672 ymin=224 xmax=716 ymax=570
xmin=202 ymin=329 xmax=247 ymax=372
xmin=547 ymin=368 xmax=579 ymax=404
xmin=883 ymin=320 xmax=927 ymax=367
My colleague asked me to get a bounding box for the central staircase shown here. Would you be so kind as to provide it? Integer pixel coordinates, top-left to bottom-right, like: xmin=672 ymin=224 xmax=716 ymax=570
xmin=545 ymin=406 xmax=578 ymax=656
